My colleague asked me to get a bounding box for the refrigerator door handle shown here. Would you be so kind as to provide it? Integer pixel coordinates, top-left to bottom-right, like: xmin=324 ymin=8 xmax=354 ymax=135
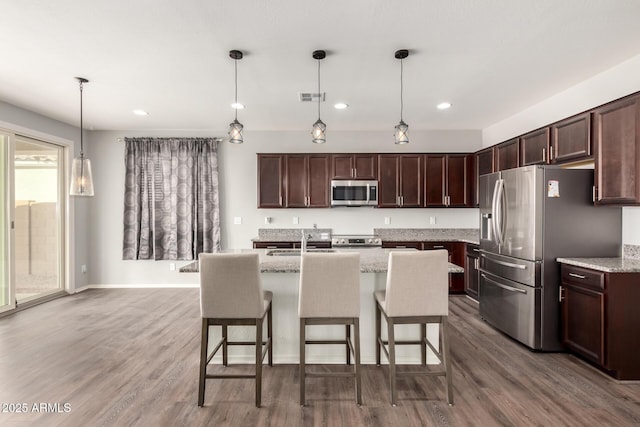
xmin=494 ymin=179 xmax=506 ymax=245
xmin=480 ymin=253 xmax=527 ymax=270
xmin=491 ymin=179 xmax=501 ymax=244
xmin=481 ymin=273 xmax=527 ymax=294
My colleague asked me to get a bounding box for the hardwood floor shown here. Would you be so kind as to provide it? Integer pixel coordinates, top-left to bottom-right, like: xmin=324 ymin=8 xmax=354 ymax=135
xmin=0 ymin=289 xmax=639 ymax=426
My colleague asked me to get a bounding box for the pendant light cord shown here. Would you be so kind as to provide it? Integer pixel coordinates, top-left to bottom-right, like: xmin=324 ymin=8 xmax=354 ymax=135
xmin=79 ymin=80 xmax=84 ymax=157
xmin=400 ymin=58 xmax=404 ymax=122
xmin=234 ymin=58 xmax=238 ymax=121
xmin=317 ymin=59 xmax=321 ymax=120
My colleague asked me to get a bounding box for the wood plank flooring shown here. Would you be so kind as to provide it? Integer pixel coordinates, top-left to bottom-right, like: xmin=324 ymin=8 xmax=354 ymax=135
xmin=0 ymin=289 xmax=639 ymax=426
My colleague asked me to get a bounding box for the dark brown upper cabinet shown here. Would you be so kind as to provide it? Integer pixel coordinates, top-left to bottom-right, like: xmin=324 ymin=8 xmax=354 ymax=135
xmin=285 ymin=154 xmax=330 ymax=208
xmin=476 ymin=147 xmax=495 ymax=177
xmin=593 ymin=94 xmax=640 ymax=205
xmin=550 ymin=112 xmax=592 ymax=164
xmin=331 ymin=154 xmax=377 ymax=180
xmin=520 ymin=127 xmax=550 ymax=166
xmin=424 ymin=154 xmax=469 ymax=207
xmin=257 ymin=154 xmax=284 ymax=208
xmin=378 ymin=154 xmax=422 ymax=207
xmin=495 ymin=138 xmax=520 ymax=171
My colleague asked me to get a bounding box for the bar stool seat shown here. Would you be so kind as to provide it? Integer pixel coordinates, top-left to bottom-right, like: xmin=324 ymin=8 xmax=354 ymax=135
xmin=298 ymin=252 xmax=362 ymax=406
xmin=375 ymin=250 xmax=453 ymax=406
xmin=198 ymin=253 xmax=273 ymax=407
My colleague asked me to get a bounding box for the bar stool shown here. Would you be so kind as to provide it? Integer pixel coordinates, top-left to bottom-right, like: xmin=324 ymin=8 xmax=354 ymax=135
xmin=198 ymin=253 xmax=273 ymax=407
xmin=374 ymin=250 xmax=453 ymax=406
xmin=298 ymin=252 xmax=362 ymax=406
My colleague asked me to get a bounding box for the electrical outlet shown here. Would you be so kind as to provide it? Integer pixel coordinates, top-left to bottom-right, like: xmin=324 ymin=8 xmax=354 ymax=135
xmin=264 ymin=216 xmax=272 ymax=224
xmin=234 ymin=216 xmax=242 ymax=225
xmin=169 ymin=263 xmax=176 ymax=271
xmin=429 ymin=216 xmax=436 ymax=225
xmin=384 ymin=216 xmax=391 ymax=225
xmin=293 ymin=216 xmax=299 ymax=225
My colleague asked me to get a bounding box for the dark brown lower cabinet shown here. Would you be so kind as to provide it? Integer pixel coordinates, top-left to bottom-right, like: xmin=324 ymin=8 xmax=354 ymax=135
xmin=253 ymin=241 xmax=331 ymax=249
xmin=464 ymin=243 xmax=480 ymax=300
xmin=560 ymin=264 xmax=640 ymax=380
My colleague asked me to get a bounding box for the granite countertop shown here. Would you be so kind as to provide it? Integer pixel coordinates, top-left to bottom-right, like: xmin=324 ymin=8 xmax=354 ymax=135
xmin=373 ymin=228 xmax=479 ymax=245
xmin=252 ymin=228 xmax=332 ymax=242
xmin=557 ymin=257 xmax=640 ymax=273
xmin=180 ymin=248 xmax=464 ymax=274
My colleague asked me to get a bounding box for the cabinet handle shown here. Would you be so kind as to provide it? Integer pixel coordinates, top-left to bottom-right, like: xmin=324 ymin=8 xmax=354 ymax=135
xmin=542 ymin=148 xmax=546 ymax=162
xmin=474 ymin=258 xmax=479 ymax=269
xmin=568 ymin=273 xmax=586 ymax=279
xmin=266 ymin=245 xmax=278 ymax=249
xmin=559 ymin=285 xmax=564 ymax=302
xmin=401 ymin=196 xmax=404 ymax=206
xmin=279 ymin=196 xmax=283 ymax=206
xmin=352 ymin=167 xmax=356 ymax=178
xmin=472 ymin=248 xmax=480 ymax=252
xmin=433 ymin=245 xmax=445 ymax=249
xmin=592 ymin=186 xmax=597 ymax=203
xmin=395 ymin=245 xmax=407 ymax=248
xmin=549 ymin=146 xmax=554 ymax=161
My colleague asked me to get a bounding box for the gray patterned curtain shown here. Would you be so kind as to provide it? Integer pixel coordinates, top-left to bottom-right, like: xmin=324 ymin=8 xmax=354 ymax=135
xmin=122 ymin=137 xmax=220 ymax=260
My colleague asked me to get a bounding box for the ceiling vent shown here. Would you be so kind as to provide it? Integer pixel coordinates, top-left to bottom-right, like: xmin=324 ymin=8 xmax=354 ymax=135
xmin=299 ymin=92 xmax=326 ymax=102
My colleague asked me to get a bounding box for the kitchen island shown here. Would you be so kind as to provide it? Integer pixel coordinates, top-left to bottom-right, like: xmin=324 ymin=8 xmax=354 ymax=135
xmin=182 ymin=248 xmax=463 ymax=365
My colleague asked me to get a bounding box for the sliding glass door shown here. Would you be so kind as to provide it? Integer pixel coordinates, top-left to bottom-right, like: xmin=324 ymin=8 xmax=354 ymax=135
xmin=0 ymin=131 xmax=66 ymax=312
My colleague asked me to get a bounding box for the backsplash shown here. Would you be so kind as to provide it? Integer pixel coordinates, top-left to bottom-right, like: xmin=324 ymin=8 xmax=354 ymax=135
xmin=257 ymin=228 xmax=332 ymax=241
xmin=624 ymin=244 xmax=640 ymax=260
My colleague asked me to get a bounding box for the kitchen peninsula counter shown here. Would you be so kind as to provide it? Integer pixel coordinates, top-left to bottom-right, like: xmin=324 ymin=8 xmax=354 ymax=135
xmin=374 ymin=228 xmax=479 ymax=244
xmin=180 ymin=248 xmax=464 ymax=274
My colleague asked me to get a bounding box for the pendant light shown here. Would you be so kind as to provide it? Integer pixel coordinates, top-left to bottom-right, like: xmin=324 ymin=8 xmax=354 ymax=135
xmin=394 ymin=49 xmax=409 ymax=145
xmin=311 ymin=50 xmax=326 ymax=144
xmin=228 ymin=50 xmax=244 ymax=144
xmin=69 ymin=77 xmax=95 ymax=196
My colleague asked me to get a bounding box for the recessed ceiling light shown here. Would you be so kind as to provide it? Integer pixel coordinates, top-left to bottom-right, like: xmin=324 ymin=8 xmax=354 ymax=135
xmin=133 ymin=109 xmax=149 ymax=116
xmin=334 ymin=102 xmax=349 ymax=110
xmin=231 ymin=102 xmax=245 ymax=109
xmin=437 ymin=102 xmax=452 ymax=110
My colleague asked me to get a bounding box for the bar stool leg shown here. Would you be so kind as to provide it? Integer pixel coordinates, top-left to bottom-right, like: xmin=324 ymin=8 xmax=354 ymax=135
xmin=387 ymin=318 xmax=397 ymax=406
xmin=346 ymin=324 xmax=351 ymax=365
xmin=441 ymin=317 xmax=454 ymax=406
xmin=222 ymin=324 xmax=228 ymax=367
xmin=354 ymin=318 xmax=362 ymax=405
xmin=198 ymin=319 xmax=209 ymax=406
xmin=256 ymin=318 xmax=263 ymax=408
xmin=299 ymin=318 xmax=306 ymax=406
xmin=375 ymin=301 xmax=381 ymax=366
xmin=420 ymin=323 xmax=427 ymax=366
xmin=268 ymin=303 xmax=273 ymax=366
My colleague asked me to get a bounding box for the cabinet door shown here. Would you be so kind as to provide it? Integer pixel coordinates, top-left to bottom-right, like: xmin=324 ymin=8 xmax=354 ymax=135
xmin=447 ymin=155 xmax=468 ymax=206
xmin=285 ymin=155 xmax=307 ymax=207
xmin=257 ymin=154 xmax=284 ymax=208
xmin=424 ymin=155 xmax=446 ymax=207
xmin=353 ymin=154 xmax=377 ymax=179
xmin=594 ymin=95 xmax=640 ymax=205
xmin=551 ymin=112 xmax=592 ymax=164
xmin=520 ymin=128 xmax=550 ymax=166
xmin=378 ymin=155 xmax=400 ymax=207
xmin=331 ymin=154 xmax=354 ymax=179
xmin=253 ymin=242 xmax=294 ymax=249
xmin=496 ymin=139 xmax=520 ymax=171
xmin=465 ymin=253 xmax=479 ymax=300
xmin=476 ymin=147 xmax=495 ymax=176
xmin=307 ymin=155 xmax=330 ymax=207
xmin=562 ymin=284 xmax=605 ymax=365
xmin=399 ymin=155 xmax=422 ymax=207
xmin=466 ymin=153 xmax=477 ymax=207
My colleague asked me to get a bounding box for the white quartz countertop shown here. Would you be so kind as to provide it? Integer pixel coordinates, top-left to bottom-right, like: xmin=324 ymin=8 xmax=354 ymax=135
xmin=180 ymin=248 xmax=464 ymax=274
xmin=557 ymin=257 xmax=640 ymax=273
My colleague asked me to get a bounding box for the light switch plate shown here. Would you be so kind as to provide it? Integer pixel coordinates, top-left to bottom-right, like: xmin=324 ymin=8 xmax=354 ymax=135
xmin=169 ymin=263 xmax=176 ymax=271
xmin=384 ymin=216 xmax=391 ymax=225
xmin=234 ymin=216 xmax=242 ymax=225
xmin=429 ymin=216 xmax=436 ymax=225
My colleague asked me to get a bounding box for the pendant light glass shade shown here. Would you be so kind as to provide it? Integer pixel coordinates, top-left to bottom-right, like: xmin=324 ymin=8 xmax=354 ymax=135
xmin=311 ymin=118 xmax=326 ymax=144
xmin=228 ymin=50 xmax=244 ymax=144
xmin=394 ymin=120 xmax=409 ymax=145
xmin=311 ymin=50 xmax=326 ymax=144
xmin=394 ymin=49 xmax=409 ymax=145
xmin=69 ymin=77 xmax=95 ymax=196
xmin=228 ymin=118 xmax=244 ymax=144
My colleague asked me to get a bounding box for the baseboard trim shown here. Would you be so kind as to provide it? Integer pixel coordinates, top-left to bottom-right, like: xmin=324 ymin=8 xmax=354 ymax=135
xmin=85 ymin=283 xmax=199 ymax=289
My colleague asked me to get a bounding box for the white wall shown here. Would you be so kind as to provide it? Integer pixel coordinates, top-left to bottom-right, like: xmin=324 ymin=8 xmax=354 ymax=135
xmin=87 ymin=129 xmax=482 ymax=286
xmin=482 ymin=53 xmax=640 ymax=246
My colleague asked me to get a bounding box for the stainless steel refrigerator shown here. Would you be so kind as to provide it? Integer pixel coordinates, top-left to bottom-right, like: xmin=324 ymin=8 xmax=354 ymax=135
xmin=479 ymin=165 xmax=621 ymax=351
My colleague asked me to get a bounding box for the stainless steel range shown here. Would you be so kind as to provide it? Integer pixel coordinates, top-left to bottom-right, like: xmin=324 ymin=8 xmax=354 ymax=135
xmin=332 ymin=234 xmax=382 ymax=248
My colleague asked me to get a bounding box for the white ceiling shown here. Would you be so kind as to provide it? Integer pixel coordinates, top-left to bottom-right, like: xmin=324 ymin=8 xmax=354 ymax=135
xmin=1 ymin=0 xmax=640 ymax=134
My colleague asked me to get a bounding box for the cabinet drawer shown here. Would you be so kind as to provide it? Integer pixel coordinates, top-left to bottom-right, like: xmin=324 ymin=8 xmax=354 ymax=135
xmin=561 ymin=265 xmax=605 ymax=290
xmin=423 ymin=242 xmax=453 ymax=251
xmin=382 ymin=241 xmax=422 ymax=250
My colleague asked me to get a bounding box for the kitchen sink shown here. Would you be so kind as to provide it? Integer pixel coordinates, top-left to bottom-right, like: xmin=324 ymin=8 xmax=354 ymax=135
xmin=266 ymin=249 xmax=336 ymax=256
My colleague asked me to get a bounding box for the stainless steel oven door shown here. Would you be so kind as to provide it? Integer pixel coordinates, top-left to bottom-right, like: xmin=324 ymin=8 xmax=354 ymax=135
xmin=479 ymin=271 xmax=541 ymax=349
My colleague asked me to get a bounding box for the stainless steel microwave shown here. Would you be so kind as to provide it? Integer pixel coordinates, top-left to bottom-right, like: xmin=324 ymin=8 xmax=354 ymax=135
xmin=330 ymin=180 xmax=378 ymax=206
